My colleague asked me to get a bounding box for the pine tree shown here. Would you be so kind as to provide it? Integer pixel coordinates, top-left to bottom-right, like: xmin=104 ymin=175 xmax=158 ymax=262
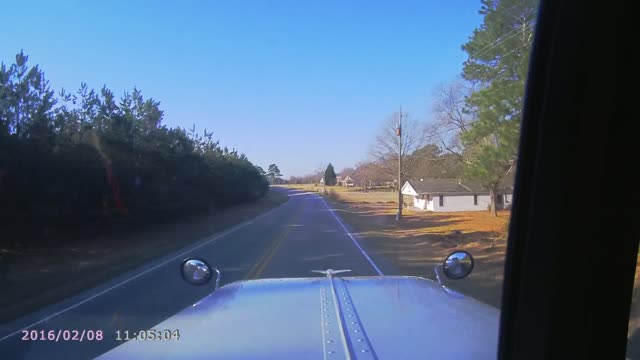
xmin=324 ymin=163 xmax=337 ymax=186
xmin=461 ymin=0 xmax=538 ymax=216
xmin=267 ymin=164 xmax=282 ymax=184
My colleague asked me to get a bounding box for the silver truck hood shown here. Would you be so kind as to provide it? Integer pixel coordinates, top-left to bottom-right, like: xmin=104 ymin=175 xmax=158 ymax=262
xmin=98 ymin=275 xmax=499 ymax=359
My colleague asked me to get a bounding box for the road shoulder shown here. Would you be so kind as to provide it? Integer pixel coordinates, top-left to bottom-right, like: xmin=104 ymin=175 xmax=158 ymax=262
xmin=0 ymin=190 xmax=288 ymax=325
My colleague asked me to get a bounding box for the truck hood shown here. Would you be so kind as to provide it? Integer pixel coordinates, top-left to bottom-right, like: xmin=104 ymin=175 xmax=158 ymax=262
xmin=98 ymin=275 xmax=499 ymax=359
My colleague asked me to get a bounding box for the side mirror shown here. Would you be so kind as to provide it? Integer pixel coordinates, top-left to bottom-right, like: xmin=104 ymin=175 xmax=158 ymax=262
xmin=180 ymin=258 xmax=221 ymax=289
xmin=442 ymin=251 xmax=474 ymax=280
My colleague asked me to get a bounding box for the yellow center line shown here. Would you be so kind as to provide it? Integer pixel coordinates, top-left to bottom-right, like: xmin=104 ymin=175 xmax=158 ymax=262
xmin=245 ymin=230 xmax=279 ymax=280
xmin=244 ymin=210 xmax=302 ymax=280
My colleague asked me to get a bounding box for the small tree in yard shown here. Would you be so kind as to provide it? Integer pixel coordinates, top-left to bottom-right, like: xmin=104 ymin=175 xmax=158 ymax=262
xmin=324 ymin=163 xmax=337 ymax=186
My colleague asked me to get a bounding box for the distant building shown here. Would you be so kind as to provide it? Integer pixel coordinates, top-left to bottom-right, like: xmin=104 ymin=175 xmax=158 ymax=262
xmin=338 ymin=175 xmax=354 ymax=187
xmin=401 ymin=178 xmax=513 ymax=212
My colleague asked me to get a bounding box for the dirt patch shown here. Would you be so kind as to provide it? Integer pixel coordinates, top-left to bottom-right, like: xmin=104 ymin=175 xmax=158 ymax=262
xmin=0 ymin=191 xmax=288 ymax=324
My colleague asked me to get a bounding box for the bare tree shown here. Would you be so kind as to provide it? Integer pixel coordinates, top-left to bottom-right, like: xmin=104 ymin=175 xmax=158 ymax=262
xmin=370 ymin=112 xmax=425 ymax=187
xmin=351 ymin=161 xmax=388 ymax=189
xmin=338 ymin=167 xmax=356 ymax=177
xmin=409 ymin=144 xmax=463 ymax=179
xmin=289 ymin=165 xmax=327 ymax=184
xmin=427 ymin=79 xmax=477 ymax=158
xmin=313 ymin=163 xmax=327 ymax=183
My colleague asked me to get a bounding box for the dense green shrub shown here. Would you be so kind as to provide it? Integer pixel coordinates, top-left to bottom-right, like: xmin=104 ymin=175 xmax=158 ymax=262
xmin=0 ymin=52 xmax=268 ymax=245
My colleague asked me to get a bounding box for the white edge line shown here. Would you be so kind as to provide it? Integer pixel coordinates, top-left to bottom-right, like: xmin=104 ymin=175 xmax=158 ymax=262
xmin=319 ymin=197 xmax=384 ymax=276
xmin=0 ymin=198 xmax=288 ymax=342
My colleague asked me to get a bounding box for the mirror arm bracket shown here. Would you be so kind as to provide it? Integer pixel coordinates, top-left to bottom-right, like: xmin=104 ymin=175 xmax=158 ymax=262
xmin=434 ymin=263 xmax=465 ymax=298
xmin=213 ymin=268 xmax=221 ymax=291
xmin=434 ymin=264 xmax=444 ymax=286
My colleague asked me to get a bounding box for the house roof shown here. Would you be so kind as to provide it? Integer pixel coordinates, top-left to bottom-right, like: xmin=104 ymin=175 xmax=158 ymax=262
xmin=403 ymin=177 xmax=514 ymax=195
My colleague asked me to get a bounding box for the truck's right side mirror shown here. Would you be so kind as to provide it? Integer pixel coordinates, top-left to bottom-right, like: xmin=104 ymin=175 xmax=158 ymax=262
xmin=442 ymin=251 xmax=474 ymax=280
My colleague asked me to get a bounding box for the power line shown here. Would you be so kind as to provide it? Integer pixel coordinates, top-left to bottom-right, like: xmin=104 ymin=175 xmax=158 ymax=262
xmin=467 ymin=2 xmax=538 ymax=60
xmin=468 ymin=20 xmax=535 ymax=61
xmin=463 ymin=38 xmax=533 ymax=83
xmin=470 ymin=41 xmax=533 ymax=98
xmin=462 ymin=19 xmax=534 ymax=82
xmin=424 ymin=41 xmax=533 ymax=145
xmin=467 ymin=28 xmax=520 ymax=59
xmin=498 ymin=40 xmax=533 ymax=60
xmin=468 ymin=22 xmax=528 ymax=60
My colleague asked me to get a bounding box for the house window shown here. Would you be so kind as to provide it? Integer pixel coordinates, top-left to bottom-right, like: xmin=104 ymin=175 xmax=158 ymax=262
xmin=439 ymin=195 xmax=444 ymax=207
xmin=474 ymin=195 xmax=478 ymax=205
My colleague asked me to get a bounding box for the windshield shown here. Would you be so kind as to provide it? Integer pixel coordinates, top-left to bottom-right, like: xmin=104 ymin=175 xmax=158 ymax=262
xmin=0 ymin=1 xmax=577 ymax=359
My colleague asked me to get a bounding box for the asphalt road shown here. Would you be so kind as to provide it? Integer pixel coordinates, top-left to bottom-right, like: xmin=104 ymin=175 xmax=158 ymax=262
xmin=0 ymin=188 xmax=390 ymax=359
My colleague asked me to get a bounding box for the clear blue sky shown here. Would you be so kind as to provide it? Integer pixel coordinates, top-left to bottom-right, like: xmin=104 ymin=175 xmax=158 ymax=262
xmin=2 ymin=0 xmax=482 ymax=177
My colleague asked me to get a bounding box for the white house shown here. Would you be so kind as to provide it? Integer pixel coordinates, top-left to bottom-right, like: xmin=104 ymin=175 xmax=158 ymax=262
xmin=339 ymin=175 xmax=354 ymax=187
xmin=401 ymin=178 xmax=513 ymax=212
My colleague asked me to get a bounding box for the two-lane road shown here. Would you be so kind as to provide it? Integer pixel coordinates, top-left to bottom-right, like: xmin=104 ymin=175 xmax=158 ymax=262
xmin=0 ymin=188 xmax=389 ymax=359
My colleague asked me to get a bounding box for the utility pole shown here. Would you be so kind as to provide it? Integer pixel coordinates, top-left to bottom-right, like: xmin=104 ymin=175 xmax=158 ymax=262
xmin=397 ymin=107 xmax=403 ymax=221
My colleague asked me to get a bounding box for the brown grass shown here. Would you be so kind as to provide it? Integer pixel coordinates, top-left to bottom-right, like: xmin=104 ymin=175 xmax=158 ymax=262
xmin=271 ymin=186 xmax=640 ymax=353
xmin=328 ymin=196 xmax=640 ymax=356
xmin=278 ymin=184 xmax=399 ymax=203
xmin=326 ymin=199 xmax=510 ymax=307
xmin=330 ymin=189 xmax=397 ymax=204
xmin=323 ymin=185 xmax=397 ymax=203
xmin=277 ymin=184 xmax=323 ymax=192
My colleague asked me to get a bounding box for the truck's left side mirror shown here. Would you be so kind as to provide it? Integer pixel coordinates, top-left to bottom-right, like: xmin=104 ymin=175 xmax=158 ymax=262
xmin=181 ymin=258 xmax=221 ymax=290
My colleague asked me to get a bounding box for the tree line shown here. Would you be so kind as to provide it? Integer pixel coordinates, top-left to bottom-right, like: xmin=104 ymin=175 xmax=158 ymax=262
xmin=427 ymin=0 xmax=536 ymax=215
xmin=0 ymin=51 xmax=269 ymax=246
xmin=290 ymin=0 xmax=537 ymax=215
